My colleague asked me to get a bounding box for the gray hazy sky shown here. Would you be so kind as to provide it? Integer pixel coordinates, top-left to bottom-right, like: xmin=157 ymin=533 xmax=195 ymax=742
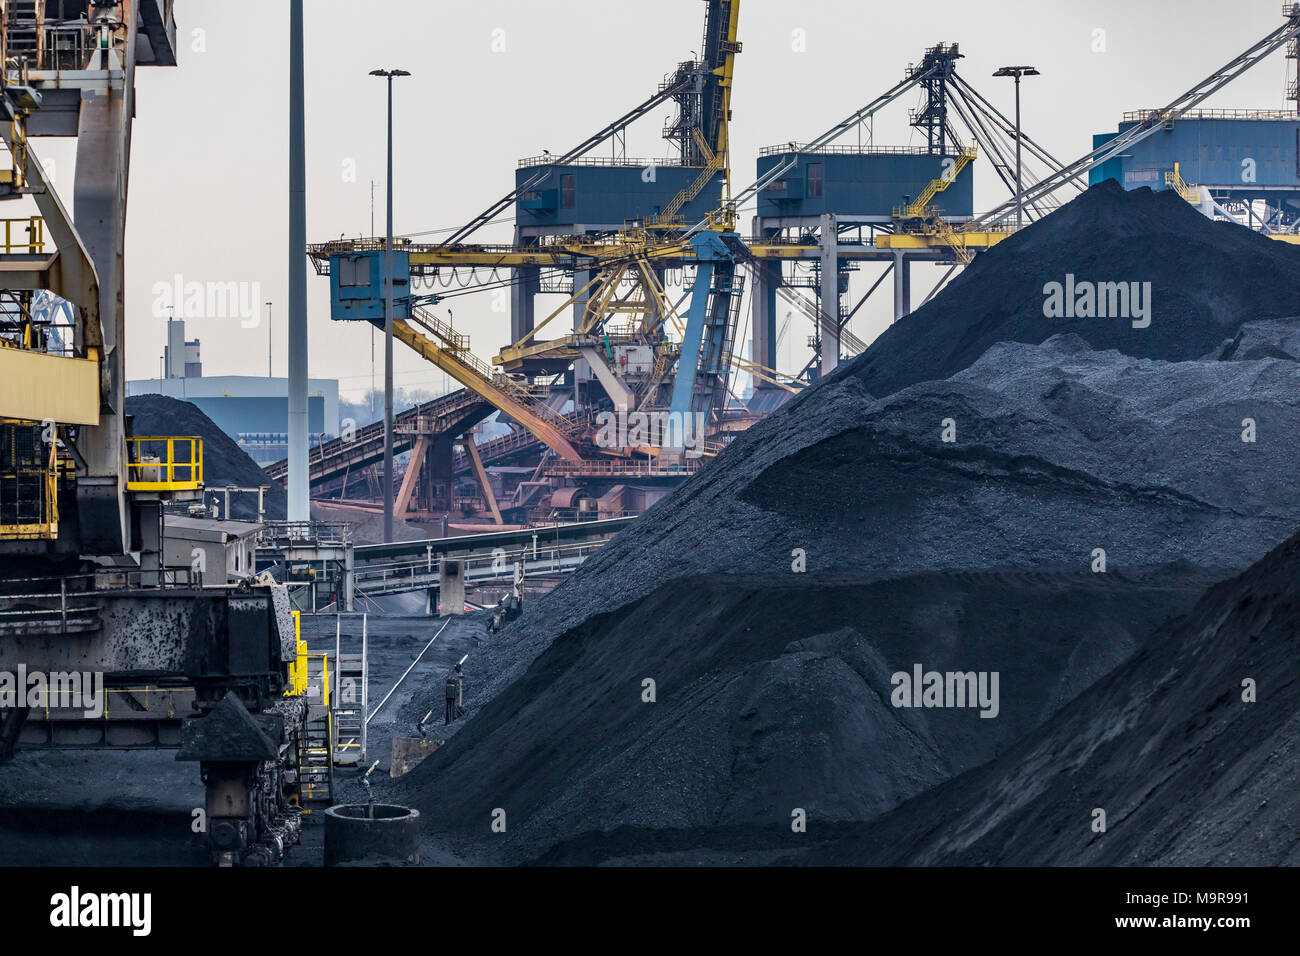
xmin=30 ymin=0 xmax=1295 ymax=398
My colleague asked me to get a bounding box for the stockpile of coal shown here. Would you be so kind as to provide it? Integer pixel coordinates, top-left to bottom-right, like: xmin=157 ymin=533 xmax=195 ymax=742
xmin=845 ymin=178 xmax=1300 ymax=397
xmin=388 ymin=183 xmax=1300 ymax=865
xmin=125 ymin=395 xmax=287 ymax=520
xmin=805 ymin=526 xmax=1300 ymax=867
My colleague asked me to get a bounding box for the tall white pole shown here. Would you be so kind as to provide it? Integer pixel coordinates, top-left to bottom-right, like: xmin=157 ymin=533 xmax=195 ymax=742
xmin=287 ymin=0 xmax=309 ymax=522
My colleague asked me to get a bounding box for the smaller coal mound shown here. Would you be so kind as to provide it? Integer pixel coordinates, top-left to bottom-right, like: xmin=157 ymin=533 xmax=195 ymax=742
xmin=126 ymin=394 xmax=287 ymax=520
xmin=810 ymin=523 xmax=1300 ymax=867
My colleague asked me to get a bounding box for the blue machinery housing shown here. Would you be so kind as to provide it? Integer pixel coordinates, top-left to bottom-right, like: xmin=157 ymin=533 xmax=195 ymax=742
xmin=1091 ymin=113 xmax=1300 ymax=225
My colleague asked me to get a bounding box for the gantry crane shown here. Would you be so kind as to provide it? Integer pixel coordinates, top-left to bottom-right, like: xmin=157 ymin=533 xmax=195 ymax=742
xmin=310 ymin=0 xmax=768 ymax=523
xmin=302 ymin=5 xmax=1300 ymax=520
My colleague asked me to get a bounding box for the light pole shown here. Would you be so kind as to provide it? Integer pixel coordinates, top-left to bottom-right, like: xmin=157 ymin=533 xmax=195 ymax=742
xmin=370 ymin=68 xmax=410 ymax=544
xmin=287 ymin=0 xmax=309 ymax=522
xmin=265 ymin=301 xmax=272 ymax=378
xmin=993 ymin=65 xmax=1039 ymax=231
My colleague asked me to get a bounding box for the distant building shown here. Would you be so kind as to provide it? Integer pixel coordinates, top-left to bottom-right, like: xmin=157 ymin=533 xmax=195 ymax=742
xmin=164 ymin=317 xmax=202 ymax=379
xmin=128 ymin=318 xmax=341 ymax=464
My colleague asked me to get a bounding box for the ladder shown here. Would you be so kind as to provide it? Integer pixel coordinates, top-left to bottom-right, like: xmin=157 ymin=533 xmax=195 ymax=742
xmin=296 ymin=702 xmax=334 ymax=810
xmin=4 ymin=1 xmax=44 ymax=67
xmin=295 ymin=652 xmax=333 ymax=810
xmin=332 ymin=650 xmax=366 ymax=765
xmin=333 ymin=617 xmax=367 ymax=766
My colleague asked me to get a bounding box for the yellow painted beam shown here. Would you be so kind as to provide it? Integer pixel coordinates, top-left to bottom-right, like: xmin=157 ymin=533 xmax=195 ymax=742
xmin=495 ymin=338 xmax=581 ymax=368
xmin=0 ymin=349 xmax=99 ymax=425
xmin=391 ymin=319 xmax=584 ymax=463
xmin=876 ymin=231 xmax=1011 ymax=250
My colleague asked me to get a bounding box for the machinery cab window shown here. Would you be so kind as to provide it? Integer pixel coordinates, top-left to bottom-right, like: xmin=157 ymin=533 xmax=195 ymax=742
xmin=338 ymin=256 xmax=370 ymax=288
xmin=807 ymin=162 xmax=824 ymax=198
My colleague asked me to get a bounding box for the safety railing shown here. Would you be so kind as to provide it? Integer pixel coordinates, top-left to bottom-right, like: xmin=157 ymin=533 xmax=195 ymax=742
xmin=126 ymin=437 xmax=204 ymax=492
xmin=544 ymin=457 xmax=705 ymax=476
xmin=353 ymin=539 xmax=610 ymax=594
xmin=517 ymin=154 xmax=691 ymax=169
xmin=759 ymin=143 xmax=943 ymax=157
xmin=1123 ymin=108 xmax=1297 ymax=122
xmin=0 ymin=217 xmax=45 ymax=254
xmin=407 ymin=307 xmax=584 ymax=438
xmin=1164 ymin=163 xmax=1202 ymax=203
xmin=258 ymin=520 xmax=353 ymax=549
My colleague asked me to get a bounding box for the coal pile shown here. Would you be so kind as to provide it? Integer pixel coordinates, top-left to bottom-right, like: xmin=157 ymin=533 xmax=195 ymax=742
xmin=807 ymin=525 xmax=1300 ymax=867
xmin=844 ymin=179 xmax=1300 ymax=398
xmin=126 ymin=394 xmax=287 ymax=520
xmin=402 ymin=569 xmax=1214 ymax=864
xmin=389 ymin=184 xmax=1300 ymax=865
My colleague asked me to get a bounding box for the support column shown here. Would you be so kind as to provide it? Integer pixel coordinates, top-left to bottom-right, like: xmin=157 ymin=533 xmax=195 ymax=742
xmin=343 ymin=546 xmax=355 ymax=613
xmin=439 ymin=559 xmax=465 ymax=617
xmin=73 ymin=3 xmax=137 ymax=555
xmin=426 ymin=436 xmax=455 ymax=513
xmin=819 ymin=213 xmax=839 ymax=377
xmin=891 ymin=251 xmax=916 ymax=322
xmin=393 ymin=436 xmax=429 ymax=518
xmin=462 ymin=437 xmax=503 ymax=525
xmin=572 ymin=268 xmax=593 ymax=409
xmin=901 ymin=255 xmax=912 ymax=318
xmin=750 ymin=217 xmax=780 ymax=374
xmin=510 ymin=228 xmax=539 ymax=343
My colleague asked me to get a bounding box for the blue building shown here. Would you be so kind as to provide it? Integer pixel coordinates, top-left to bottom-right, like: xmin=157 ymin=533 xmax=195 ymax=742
xmin=515 ymin=157 xmax=724 ymax=232
xmin=756 ymin=147 xmax=975 ymax=224
xmin=1091 ymin=111 xmax=1300 ymax=228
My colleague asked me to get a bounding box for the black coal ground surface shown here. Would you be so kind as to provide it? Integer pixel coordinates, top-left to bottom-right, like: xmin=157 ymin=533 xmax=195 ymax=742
xmin=842 ymin=179 xmax=1300 ymax=398
xmin=795 ymin=525 xmax=1300 ymax=867
xmin=396 ymin=327 xmax=1300 ymax=863
xmin=399 ymin=568 xmax=1215 ymax=865
xmin=125 ymin=394 xmax=287 ymax=521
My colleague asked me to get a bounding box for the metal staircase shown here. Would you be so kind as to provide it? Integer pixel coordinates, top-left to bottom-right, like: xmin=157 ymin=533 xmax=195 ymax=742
xmin=902 ymin=145 xmax=978 ymax=219
xmin=295 ymin=651 xmax=333 ymax=810
xmin=332 ymin=645 xmax=366 ymax=767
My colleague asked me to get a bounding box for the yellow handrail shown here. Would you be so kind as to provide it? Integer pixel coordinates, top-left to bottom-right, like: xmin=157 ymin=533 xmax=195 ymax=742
xmin=1 ymin=217 xmax=45 ymax=254
xmin=126 ymin=437 xmax=204 ymax=491
xmin=1164 ymin=162 xmax=1201 ymax=204
xmin=901 ymin=146 xmax=978 ymax=219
